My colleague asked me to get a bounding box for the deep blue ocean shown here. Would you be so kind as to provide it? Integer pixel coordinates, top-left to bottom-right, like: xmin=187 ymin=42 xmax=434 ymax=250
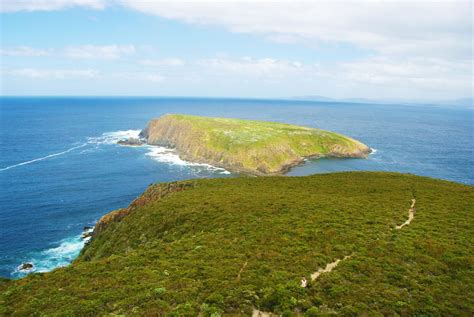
xmin=0 ymin=97 xmax=473 ymax=278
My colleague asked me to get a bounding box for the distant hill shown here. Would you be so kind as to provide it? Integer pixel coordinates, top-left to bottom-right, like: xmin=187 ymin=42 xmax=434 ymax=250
xmin=1 ymin=172 xmax=473 ymax=315
xmin=292 ymin=96 xmax=474 ymax=108
xmin=139 ymin=114 xmax=371 ymax=175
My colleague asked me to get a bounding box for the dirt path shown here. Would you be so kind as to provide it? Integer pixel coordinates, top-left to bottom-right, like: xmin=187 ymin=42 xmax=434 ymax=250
xmin=252 ymin=198 xmax=417 ymax=315
xmin=395 ymin=198 xmax=416 ymax=229
xmin=252 ymin=309 xmax=279 ymax=317
xmin=237 ymin=261 xmax=248 ymax=281
xmin=310 ymin=255 xmax=352 ymax=281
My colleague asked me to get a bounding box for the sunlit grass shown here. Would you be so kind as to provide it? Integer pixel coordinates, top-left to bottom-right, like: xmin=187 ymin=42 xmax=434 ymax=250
xmin=1 ymin=172 xmax=472 ymax=316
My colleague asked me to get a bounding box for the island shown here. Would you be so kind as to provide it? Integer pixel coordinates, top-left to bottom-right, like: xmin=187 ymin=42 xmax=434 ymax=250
xmin=137 ymin=114 xmax=371 ymax=175
xmin=1 ymin=172 xmax=472 ymax=315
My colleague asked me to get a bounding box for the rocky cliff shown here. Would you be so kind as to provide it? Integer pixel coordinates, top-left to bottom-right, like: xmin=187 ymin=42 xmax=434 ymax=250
xmin=92 ymin=181 xmax=194 ymax=238
xmin=139 ymin=114 xmax=371 ymax=175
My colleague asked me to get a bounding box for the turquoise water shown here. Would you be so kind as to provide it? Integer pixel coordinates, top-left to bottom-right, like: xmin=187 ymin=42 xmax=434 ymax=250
xmin=0 ymin=97 xmax=472 ymax=278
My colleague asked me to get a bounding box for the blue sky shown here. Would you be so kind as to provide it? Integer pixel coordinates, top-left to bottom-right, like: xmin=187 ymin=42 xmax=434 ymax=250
xmin=1 ymin=1 xmax=472 ymax=101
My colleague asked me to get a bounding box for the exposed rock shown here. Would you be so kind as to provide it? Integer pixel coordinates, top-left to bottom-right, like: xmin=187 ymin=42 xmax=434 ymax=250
xmin=82 ymin=231 xmax=93 ymax=239
xmin=117 ymin=138 xmax=144 ymax=146
xmin=82 ymin=226 xmax=94 ymax=240
xmin=18 ymin=262 xmax=34 ymax=272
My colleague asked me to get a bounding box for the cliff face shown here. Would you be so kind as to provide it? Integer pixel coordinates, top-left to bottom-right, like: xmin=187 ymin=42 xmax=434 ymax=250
xmin=140 ymin=114 xmax=371 ymax=175
xmin=92 ymin=181 xmax=194 ymax=237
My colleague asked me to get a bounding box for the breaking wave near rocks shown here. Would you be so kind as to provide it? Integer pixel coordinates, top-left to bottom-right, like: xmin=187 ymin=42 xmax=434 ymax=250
xmin=0 ymin=130 xmax=141 ymax=172
xmin=0 ymin=128 xmax=230 ymax=175
xmin=145 ymin=146 xmax=230 ymax=174
xmin=87 ymin=129 xmax=142 ymax=145
xmin=12 ymin=228 xmax=93 ymax=278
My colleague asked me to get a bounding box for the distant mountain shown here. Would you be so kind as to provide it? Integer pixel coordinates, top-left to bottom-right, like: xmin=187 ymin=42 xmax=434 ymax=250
xmin=292 ymin=96 xmax=473 ymax=108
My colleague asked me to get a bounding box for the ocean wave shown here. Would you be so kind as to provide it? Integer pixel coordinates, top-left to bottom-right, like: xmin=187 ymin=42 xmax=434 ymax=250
xmin=145 ymin=146 xmax=230 ymax=174
xmin=12 ymin=233 xmax=89 ymax=277
xmin=0 ymin=143 xmax=88 ymax=172
xmin=87 ymin=129 xmax=141 ymax=145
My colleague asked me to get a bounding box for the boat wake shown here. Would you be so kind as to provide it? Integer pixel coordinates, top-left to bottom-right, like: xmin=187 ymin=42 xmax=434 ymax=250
xmin=0 ymin=143 xmax=88 ymax=172
xmin=1 ymin=129 xmax=230 ymax=175
xmin=0 ymin=130 xmax=141 ymax=172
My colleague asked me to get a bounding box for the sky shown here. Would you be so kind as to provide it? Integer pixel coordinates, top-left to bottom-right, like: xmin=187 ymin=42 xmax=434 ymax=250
xmin=0 ymin=0 xmax=472 ymax=101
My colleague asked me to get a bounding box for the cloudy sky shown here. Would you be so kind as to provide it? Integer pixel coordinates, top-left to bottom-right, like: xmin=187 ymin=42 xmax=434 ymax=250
xmin=1 ymin=0 xmax=472 ymax=101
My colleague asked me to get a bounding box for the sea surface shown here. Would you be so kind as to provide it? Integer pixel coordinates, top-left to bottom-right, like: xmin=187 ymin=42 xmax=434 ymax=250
xmin=0 ymin=97 xmax=472 ymax=278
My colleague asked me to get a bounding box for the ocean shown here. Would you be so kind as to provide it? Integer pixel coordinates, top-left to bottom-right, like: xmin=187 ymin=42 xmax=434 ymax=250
xmin=0 ymin=97 xmax=472 ymax=278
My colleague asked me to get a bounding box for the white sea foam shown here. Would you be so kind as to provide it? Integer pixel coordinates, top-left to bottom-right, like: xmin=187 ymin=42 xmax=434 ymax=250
xmin=370 ymin=148 xmax=378 ymax=155
xmin=13 ymin=233 xmax=87 ymax=277
xmin=87 ymin=129 xmax=141 ymax=145
xmin=1 ymin=129 xmax=230 ymax=175
xmin=145 ymin=146 xmax=189 ymax=166
xmin=0 ymin=143 xmax=88 ymax=172
xmin=145 ymin=146 xmax=230 ymax=174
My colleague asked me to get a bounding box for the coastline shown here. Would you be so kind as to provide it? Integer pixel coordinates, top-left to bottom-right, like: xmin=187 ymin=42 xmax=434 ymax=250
xmin=134 ymin=114 xmax=373 ymax=176
xmin=131 ymin=144 xmax=372 ymax=176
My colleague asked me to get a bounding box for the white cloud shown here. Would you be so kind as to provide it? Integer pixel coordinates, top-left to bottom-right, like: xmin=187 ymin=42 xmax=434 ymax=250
xmin=0 ymin=45 xmax=136 ymax=60
xmin=64 ymin=45 xmax=135 ymax=59
xmin=2 ymin=1 xmax=471 ymax=99
xmin=0 ymin=0 xmax=107 ymax=12
xmin=143 ymin=73 xmax=164 ymax=82
xmin=0 ymin=46 xmax=51 ymax=57
xmin=7 ymin=1 xmax=469 ymax=60
xmin=122 ymin=0 xmax=472 ymax=60
xmin=112 ymin=71 xmax=165 ymax=83
xmin=141 ymin=58 xmax=186 ymax=67
xmin=198 ymin=57 xmax=310 ymax=78
xmin=8 ymin=68 xmax=98 ymax=79
xmin=335 ymin=57 xmax=472 ymax=92
xmin=197 ymin=55 xmax=471 ymax=90
xmin=340 ymin=57 xmax=467 ymax=81
xmin=119 ymin=0 xmax=472 ymax=98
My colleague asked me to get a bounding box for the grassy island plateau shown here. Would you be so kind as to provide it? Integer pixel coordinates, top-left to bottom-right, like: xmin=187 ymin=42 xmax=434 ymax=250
xmin=1 ymin=172 xmax=473 ymax=316
xmin=137 ymin=114 xmax=371 ymax=175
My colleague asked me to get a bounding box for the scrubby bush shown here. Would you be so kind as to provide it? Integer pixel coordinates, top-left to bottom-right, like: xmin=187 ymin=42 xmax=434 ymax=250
xmin=1 ymin=173 xmax=472 ymax=315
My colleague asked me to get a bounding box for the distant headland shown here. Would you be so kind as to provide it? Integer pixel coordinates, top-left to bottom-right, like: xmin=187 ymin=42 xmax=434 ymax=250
xmin=119 ymin=114 xmax=371 ymax=175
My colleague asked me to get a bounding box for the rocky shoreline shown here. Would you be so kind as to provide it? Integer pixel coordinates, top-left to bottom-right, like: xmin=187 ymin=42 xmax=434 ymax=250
xmin=16 ymin=226 xmax=94 ymax=274
xmin=117 ymin=137 xmax=145 ymax=146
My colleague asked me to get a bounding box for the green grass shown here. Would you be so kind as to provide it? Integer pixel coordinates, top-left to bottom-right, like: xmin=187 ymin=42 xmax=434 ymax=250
xmin=143 ymin=114 xmax=371 ymax=175
xmin=1 ymin=172 xmax=473 ymax=316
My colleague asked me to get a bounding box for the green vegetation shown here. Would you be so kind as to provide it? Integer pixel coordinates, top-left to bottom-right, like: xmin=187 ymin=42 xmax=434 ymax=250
xmin=141 ymin=114 xmax=371 ymax=175
xmin=1 ymin=172 xmax=473 ymax=316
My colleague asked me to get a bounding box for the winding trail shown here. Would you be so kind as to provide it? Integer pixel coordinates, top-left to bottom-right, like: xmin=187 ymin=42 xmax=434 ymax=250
xmin=236 ymin=260 xmax=248 ymax=281
xmin=310 ymin=255 xmax=352 ymax=281
xmin=252 ymin=309 xmax=278 ymax=317
xmin=395 ymin=198 xmax=416 ymax=229
xmin=252 ymin=198 xmax=416 ymax=315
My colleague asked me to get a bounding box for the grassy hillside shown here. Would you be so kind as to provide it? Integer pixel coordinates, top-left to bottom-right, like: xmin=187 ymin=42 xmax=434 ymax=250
xmin=140 ymin=114 xmax=371 ymax=175
xmin=1 ymin=172 xmax=473 ymax=316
